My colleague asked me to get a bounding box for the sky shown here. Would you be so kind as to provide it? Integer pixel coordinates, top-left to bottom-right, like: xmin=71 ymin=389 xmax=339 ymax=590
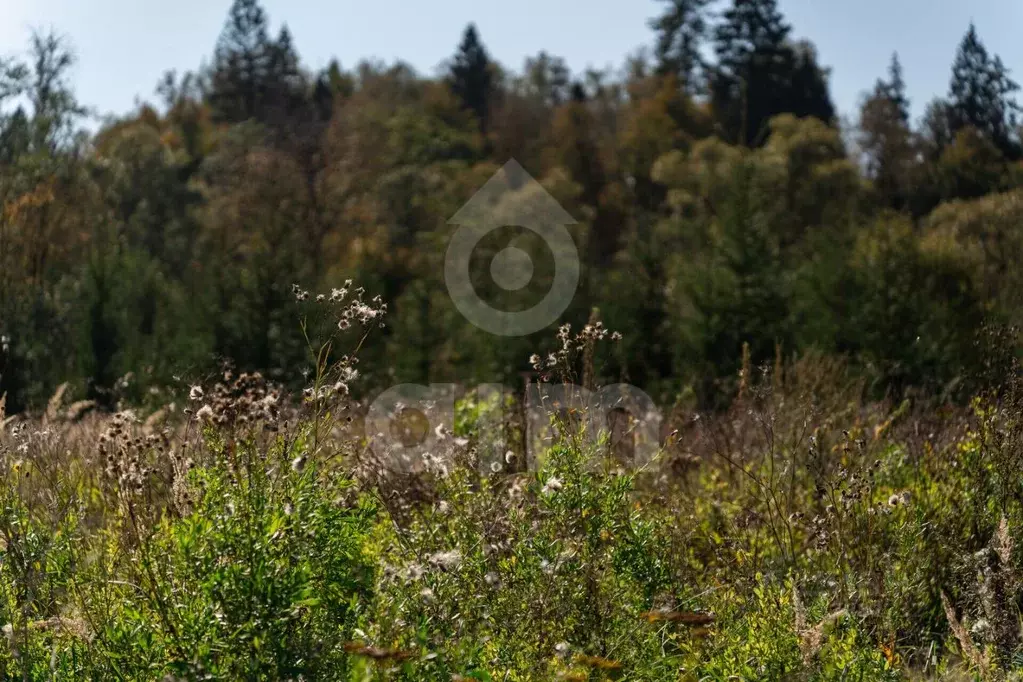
xmin=2 ymin=0 xmax=1023 ymax=127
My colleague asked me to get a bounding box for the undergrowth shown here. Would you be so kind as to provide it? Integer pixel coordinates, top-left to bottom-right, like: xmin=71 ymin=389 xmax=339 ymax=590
xmin=0 ymin=294 xmax=1020 ymax=681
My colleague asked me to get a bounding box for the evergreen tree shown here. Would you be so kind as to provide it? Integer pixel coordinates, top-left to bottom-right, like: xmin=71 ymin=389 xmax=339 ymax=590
xmin=267 ymin=27 xmax=303 ymax=99
xmin=209 ymin=0 xmax=272 ymax=123
xmin=785 ymin=40 xmax=836 ymax=126
xmin=448 ymin=23 xmax=494 ymax=132
xmin=948 ymin=23 xmax=1020 ymax=159
xmin=920 ymin=98 xmax=953 ymax=160
xmin=711 ymin=0 xmax=834 ymax=146
xmin=878 ymin=52 xmax=910 ymax=124
xmin=859 ymin=52 xmax=915 ymax=210
xmin=649 ymin=0 xmax=710 ymax=92
xmin=208 ymin=0 xmax=303 ymax=126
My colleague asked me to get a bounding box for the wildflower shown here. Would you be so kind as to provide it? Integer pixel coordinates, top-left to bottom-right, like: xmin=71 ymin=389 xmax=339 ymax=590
xmin=195 ymin=405 xmax=214 ymax=421
xmin=611 ymin=331 xmax=623 ymax=341
xmin=888 ymin=493 xmax=902 ymax=507
xmin=428 ymin=550 xmax=462 ymax=570
xmin=529 ymin=353 xmax=542 ymax=369
xmin=542 ymin=476 xmax=563 ymax=494
xmin=504 ymin=450 xmax=515 ymax=464
xmin=291 ymin=455 xmax=307 ymax=473
xmin=484 ymin=572 xmax=499 ymax=586
xmin=554 ymin=641 xmax=571 ymax=657
xmin=971 ymin=618 xmax=992 ymax=638
xmin=490 ymin=461 xmax=502 ymax=473
xmin=189 ymin=385 xmax=204 ymax=401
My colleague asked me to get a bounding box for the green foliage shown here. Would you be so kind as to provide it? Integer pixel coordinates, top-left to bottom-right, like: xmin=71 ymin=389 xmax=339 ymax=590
xmin=5 ymin=346 xmax=1023 ymax=678
xmin=77 ymin=430 xmax=377 ymax=679
xmin=948 ymin=23 xmax=1021 ymax=160
xmin=2 ymin=0 xmax=1023 ymax=417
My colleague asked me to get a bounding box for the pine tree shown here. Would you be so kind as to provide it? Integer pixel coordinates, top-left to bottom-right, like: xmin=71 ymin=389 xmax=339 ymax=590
xmin=649 ymin=0 xmax=710 ymax=92
xmin=948 ymin=23 xmax=1021 ymax=158
xmin=209 ymin=0 xmax=272 ymax=123
xmin=878 ymin=52 xmax=910 ymax=124
xmin=859 ymin=53 xmax=915 ymax=210
xmin=714 ymin=0 xmax=791 ymax=75
xmin=448 ymin=24 xmax=494 ymax=132
xmin=264 ymin=25 xmax=305 ymax=119
xmin=711 ymin=0 xmax=834 ymax=146
xmin=208 ymin=0 xmax=305 ymax=127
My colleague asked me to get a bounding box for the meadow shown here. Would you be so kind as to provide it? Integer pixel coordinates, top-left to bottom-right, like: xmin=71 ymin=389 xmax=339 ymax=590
xmin=6 ymin=0 xmax=1023 ymax=678
xmin=0 ymin=295 xmax=1021 ymax=681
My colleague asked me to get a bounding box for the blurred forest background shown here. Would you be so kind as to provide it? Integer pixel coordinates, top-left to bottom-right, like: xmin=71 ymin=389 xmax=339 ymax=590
xmin=1 ymin=0 xmax=1021 ymax=413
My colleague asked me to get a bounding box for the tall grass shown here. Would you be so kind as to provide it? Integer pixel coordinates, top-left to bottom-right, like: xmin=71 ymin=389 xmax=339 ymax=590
xmin=0 ymin=296 xmax=1020 ymax=680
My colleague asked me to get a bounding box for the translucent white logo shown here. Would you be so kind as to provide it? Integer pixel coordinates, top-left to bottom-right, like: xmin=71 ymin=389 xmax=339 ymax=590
xmin=445 ymin=160 xmax=579 ymax=336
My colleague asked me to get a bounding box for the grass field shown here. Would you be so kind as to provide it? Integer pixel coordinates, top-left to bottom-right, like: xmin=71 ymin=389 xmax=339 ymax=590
xmin=0 ymin=313 xmax=1020 ymax=682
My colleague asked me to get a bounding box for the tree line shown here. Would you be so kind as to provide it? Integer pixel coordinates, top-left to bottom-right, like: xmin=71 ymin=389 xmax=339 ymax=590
xmin=0 ymin=0 xmax=1021 ymax=412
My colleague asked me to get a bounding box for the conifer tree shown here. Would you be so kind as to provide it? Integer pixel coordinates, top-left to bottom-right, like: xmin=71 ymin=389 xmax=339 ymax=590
xmin=209 ymin=0 xmax=272 ymax=123
xmin=448 ymin=23 xmax=494 ymax=132
xmin=208 ymin=0 xmax=304 ymax=127
xmin=859 ymin=53 xmax=915 ymax=209
xmin=947 ymin=23 xmax=1020 ymax=159
xmin=711 ymin=0 xmax=834 ymax=146
xmin=650 ymin=0 xmax=710 ymax=92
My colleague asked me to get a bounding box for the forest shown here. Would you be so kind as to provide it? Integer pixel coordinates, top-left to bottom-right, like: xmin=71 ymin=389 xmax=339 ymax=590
xmin=3 ymin=0 xmax=1023 ymax=679
xmin=1 ymin=0 xmax=1021 ymax=412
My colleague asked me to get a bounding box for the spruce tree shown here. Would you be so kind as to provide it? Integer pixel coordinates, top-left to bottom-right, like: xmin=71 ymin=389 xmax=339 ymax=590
xmin=947 ymin=23 xmax=1020 ymax=159
xmin=650 ymin=0 xmax=710 ymax=92
xmin=859 ymin=53 xmax=915 ymax=210
xmin=209 ymin=0 xmax=273 ymax=123
xmin=879 ymin=52 xmax=910 ymax=124
xmin=209 ymin=0 xmax=310 ymax=129
xmin=449 ymin=24 xmax=494 ymax=132
xmin=711 ymin=0 xmax=834 ymax=146
xmin=265 ymin=25 xmax=305 ymax=119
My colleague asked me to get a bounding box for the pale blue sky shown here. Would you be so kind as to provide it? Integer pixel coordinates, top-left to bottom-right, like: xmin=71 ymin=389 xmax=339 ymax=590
xmin=2 ymin=0 xmax=1022 ymax=126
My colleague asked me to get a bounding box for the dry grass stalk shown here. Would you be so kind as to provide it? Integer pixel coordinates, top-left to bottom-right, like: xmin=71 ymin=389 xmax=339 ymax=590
xmin=941 ymin=591 xmax=998 ymax=680
xmin=45 ymin=382 xmax=69 ymax=424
